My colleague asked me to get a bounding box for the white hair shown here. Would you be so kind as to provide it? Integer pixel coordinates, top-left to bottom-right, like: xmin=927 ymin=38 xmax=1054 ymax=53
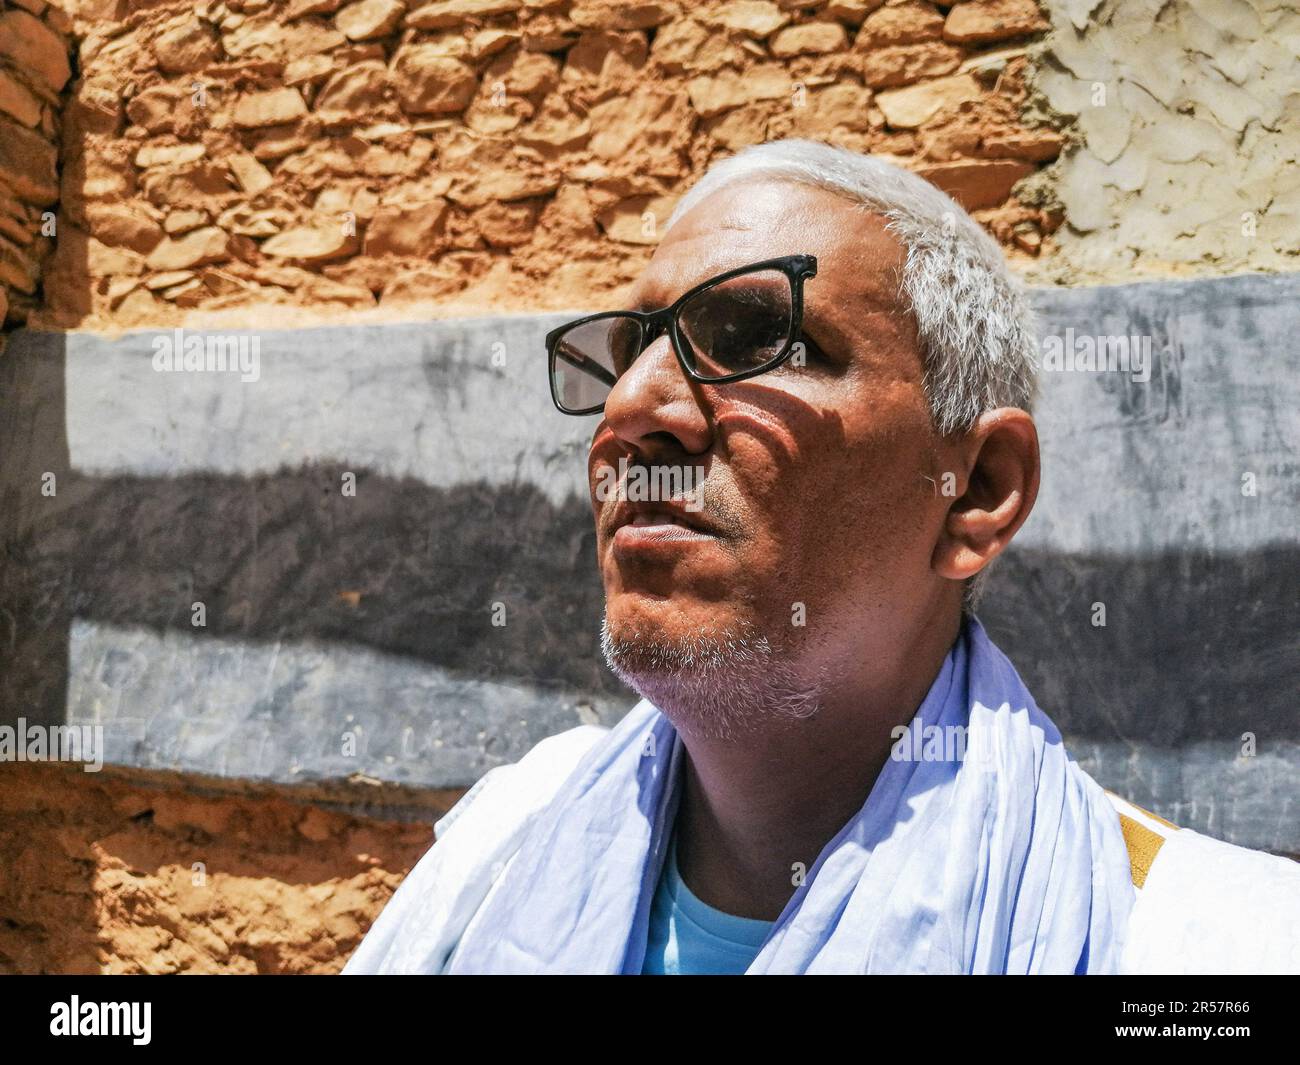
xmin=665 ymin=139 xmax=1039 ymax=606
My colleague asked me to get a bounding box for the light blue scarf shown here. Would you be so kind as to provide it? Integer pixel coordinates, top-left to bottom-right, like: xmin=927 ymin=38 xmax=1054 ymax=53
xmin=446 ymin=619 xmax=1135 ymax=973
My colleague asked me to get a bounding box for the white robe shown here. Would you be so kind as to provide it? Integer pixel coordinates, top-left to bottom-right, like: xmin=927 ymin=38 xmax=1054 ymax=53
xmin=346 ymin=726 xmax=1300 ymax=975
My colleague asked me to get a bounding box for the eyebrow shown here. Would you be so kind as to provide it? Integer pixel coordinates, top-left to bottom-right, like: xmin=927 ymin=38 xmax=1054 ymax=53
xmin=629 ymin=293 xmax=662 ymax=314
xmin=627 ymin=263 xmax=784 ymax=314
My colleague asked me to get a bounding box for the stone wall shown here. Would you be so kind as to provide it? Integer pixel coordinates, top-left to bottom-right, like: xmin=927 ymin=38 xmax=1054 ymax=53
xmin=39 ymin=0 xmax=1064 ymax=329
xmin=0 ymin=0 xmax=72 ymax=335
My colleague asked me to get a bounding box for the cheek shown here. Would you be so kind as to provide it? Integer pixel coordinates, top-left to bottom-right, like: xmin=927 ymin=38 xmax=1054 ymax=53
xmin=722 ymin=387 xmax=940 ymax=590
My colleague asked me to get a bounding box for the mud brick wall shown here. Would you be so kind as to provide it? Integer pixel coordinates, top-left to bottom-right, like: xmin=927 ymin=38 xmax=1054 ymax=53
xmin=0 ymin=762 xmax=434 ymax=973
xmin=39 ymin=0 xmax=1063 ymax=329
xmin=0 ymin=0 xmax=72 ymax=336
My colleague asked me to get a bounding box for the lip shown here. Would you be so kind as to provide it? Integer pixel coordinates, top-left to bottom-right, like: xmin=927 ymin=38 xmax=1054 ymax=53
xmin=608 ymin=501 xmax=717 ymax=553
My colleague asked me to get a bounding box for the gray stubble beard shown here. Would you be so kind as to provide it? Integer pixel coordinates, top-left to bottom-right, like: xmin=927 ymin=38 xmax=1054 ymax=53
xmin=600 ymin=613 xmax=823 ymax=741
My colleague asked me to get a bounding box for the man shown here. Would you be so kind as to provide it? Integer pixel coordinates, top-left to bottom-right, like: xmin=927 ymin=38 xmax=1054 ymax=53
xmin=345 ymin=140 xmax=1300 ymax=975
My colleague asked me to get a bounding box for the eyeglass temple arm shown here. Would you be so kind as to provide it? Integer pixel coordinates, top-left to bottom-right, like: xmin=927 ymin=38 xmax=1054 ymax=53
xmin=555 ymin=346 xmax=617 ymax=387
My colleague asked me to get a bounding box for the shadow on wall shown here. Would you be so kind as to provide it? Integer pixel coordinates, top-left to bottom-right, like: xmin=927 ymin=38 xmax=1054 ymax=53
xmin=0 ymin=335 xmax=623 ymax=734
xmin=1 ymin=273 xmax=1298 ymax=850
xmin=4 ymin=334 xmax=1296 ymax=748
xmin=980 ymin=547 xmax=1299 ymax=743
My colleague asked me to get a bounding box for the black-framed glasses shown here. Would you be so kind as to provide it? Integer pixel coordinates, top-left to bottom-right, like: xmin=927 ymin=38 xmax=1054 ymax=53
xmin=546 ymin=254 xmax=818 ymax=415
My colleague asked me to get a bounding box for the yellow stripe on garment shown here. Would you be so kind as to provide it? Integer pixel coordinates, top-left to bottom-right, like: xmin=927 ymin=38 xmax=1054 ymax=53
xmin=1104 ymin=791 xmax=1182 ymax=888
xmin=1117 ymin=813 xmax=1168 ymax=889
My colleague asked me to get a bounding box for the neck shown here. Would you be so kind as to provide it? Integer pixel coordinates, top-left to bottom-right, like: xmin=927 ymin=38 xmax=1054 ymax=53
xmin=667 ymin=609 xmax=962 ymax=921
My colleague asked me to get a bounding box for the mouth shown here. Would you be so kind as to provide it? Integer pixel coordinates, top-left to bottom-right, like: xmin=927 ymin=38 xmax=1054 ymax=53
xmin=608 ymin=502 xmax=717 ymax=552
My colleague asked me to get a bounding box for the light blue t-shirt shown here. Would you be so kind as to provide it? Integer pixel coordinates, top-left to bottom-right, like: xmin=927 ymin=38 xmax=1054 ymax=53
xmin=641 ymin=834 xmax=775 ymax=975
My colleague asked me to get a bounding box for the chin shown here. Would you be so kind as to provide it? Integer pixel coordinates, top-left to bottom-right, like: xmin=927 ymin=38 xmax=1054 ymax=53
xmin=599 ymin=601 xmax=822 ymax=740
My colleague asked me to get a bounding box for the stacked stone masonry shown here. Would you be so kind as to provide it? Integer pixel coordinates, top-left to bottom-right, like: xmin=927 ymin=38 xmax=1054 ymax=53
xmin=31 ymin=0 xmax=1064 ymax=328
xmin=0 ymin=0 xmax=72 ymax=332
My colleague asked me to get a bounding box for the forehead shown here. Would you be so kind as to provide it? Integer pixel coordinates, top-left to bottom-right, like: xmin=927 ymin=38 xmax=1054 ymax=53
xmin=631 ymin=177 xmax=906 ymax=311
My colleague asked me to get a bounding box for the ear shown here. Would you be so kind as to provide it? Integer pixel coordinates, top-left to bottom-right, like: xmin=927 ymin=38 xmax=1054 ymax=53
xmin=932 ymin=409 xmax=1040 ymax=583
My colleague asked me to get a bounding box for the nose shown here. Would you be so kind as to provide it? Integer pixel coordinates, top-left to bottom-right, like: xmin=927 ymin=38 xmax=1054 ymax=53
xmin=601 ymin=331 xmax=713 ymax=458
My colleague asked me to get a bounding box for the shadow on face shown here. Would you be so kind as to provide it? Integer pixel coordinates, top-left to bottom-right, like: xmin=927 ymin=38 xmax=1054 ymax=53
xmin=590 ymin=177 xmax=958 ymax=683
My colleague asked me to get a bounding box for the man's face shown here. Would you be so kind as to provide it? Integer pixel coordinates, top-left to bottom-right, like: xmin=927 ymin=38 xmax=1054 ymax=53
xmin=589 ymin=179 xmax=955 ymax=701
